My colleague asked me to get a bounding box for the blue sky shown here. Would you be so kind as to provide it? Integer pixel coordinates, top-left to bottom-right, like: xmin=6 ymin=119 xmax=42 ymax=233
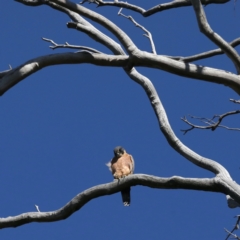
xmin=0 ymin=0 xmax=240 ymax=239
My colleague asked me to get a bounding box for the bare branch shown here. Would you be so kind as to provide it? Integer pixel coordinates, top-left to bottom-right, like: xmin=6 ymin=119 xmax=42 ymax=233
xmin=118 ymin=8 xmax=156 ymax=54
xmin=42 ymin=37 xmax=103 ymax=53
xmin=190 ymin=0 xmax=240 ymax=74
xmin=0 ymin=174 xmax=225 ymax=229
xmin=34 ymin=205 xmax=40 ymax=212
xmin=14 ymin=0 xmax=240 ymax=95
xmin=60 ymin=3 xmax=235 ymax=176
xmin=181 ymin=111 xmax=240 ymax=134
xmin=225 ymin=216 xmax=240 ymax=240
xmin=0 ymin=52 xmax=128 ymax=96
xmin=51 ymin=0 xmax=139 ymax=54
xmin=43 ymin=1 xmax=126 ymax=55
xmin=13 ymin=0 xmax=238 ymax=179
xmin=167 ymin=38 xmax=240 ymax=63
xmin=80 ymin=0 xmax=230 ymax=17
xmin=81 ymin=0 xmax=146 ymax=14
xmin=135 ymin=53 xmax=240 ymax=95
xmin=14 ymin=0 xmax=43 ymax=6
xmin=225 ymin=229 xmax=240 ymax=240
xmin=230 ymin=99 xmax=240 ymax=104
xmin=17 ymin=0 xmax=138 ymax=54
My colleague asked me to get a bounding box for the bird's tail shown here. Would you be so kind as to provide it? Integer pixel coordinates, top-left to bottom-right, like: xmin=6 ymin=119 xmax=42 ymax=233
xmin=121 ymin=187 xmax=131 ymax=206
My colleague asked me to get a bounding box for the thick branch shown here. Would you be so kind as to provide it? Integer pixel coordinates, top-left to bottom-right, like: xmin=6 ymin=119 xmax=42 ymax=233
xmin=3 ymin=49 xmax=240 ymax=96
xmin=0 ymin=174 xmax=223 ymax=229
xmin=190 ymin=0 xmax=240 ymax=74
xmin=14 ymin=0 xmax=43 ymax=6
xmin=0 ymin=53 xmax=128 ymax=96
xmin=81 ymin=0 xmax=230 ymax=17
xmin=134 ymin=52 xmax=240 ymax=95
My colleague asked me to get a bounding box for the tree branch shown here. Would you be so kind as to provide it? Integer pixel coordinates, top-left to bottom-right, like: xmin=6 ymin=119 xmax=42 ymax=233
xmin=181 ymin=111 xmax=240 ymax=134
xmin=230 ymin=99 xmax=240 ymax=104
xmin=0 ymin=52 xmax=128 ymax=96
xmin=0 ymin=174 xmax=224 ymax=229
xmin=167 ymin=38 xmax=240 ymax=63
xmin=134 ymin=52 xmax=240 ymax=95
xmin=225 ymin=216 xmax=240 ymax=240
xmin=52 ymin=0 xmax=139 ymax=54
xmin=14 ymin=0 xmax=240 ymax=95
xmin=80 ymin=0 xmax=230 ymax=17
xmin=16 ymin=0 xmax=138 ymax=54
xmin=42 ymin=37 xmax=103 ymax=53
xmin=225 ymin=229 xmax=240 ymax=240
xmin=118 ymin=8 xmax=157 ymax=54
xmin=190 ymin=0 xmax=240 ymax=74
xmin=37 ymin=1 xmax=240 ymax=210
xmin=14 ymin=0 xmax=43 ymax=6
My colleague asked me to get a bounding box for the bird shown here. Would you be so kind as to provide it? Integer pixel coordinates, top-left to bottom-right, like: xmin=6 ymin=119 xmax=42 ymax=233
xmin=106 ymin=146 xmax=134 ymax=206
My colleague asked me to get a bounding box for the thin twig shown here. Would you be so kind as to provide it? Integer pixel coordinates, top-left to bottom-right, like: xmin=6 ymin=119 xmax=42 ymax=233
xmin=181 ymin=111 xmax=240 ymax=134
xmin=35 ymin=205 xmax=40 ymax=212
xmin=118 ymin=8 xmax=156 ymax=54
xmin=225 ymin=215 xmax=240 ymax=240
xmin=166 ymin=38 xmax=240 ymax=63
xmin=42 ymin=38 xmax=102 ymax=53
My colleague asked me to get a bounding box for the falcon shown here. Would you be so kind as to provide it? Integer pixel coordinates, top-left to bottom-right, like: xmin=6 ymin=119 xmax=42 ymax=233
xmin=106 ymin=146 xmax=134 ymax=206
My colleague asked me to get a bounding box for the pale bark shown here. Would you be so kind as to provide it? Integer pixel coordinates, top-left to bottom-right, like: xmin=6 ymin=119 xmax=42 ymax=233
xmin=0 ymin=0 xmax=239 ymax=229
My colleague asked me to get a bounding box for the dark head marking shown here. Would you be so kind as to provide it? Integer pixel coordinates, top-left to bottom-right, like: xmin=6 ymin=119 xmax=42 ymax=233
xmin=114 ymin=146 xmax=125 ymax=157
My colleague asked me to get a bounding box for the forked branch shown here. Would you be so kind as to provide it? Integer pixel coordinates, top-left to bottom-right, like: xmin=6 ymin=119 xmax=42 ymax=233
xmin=168 ymin=38 xmax=240 ymax=63
xmin=190 ymin=0 xmax=240 ymax=74
xmin=225 ymin=215 xmax=240 ymax=240
xmin=181 ymin=111 xmax=240 ymax=134
xmin=42 ymin=37 xmax=103 ymax=53
xmin=118 ymin=8 xmax=156 ymax=54
xmin=80 ymin=0 xmax=230 ymax=17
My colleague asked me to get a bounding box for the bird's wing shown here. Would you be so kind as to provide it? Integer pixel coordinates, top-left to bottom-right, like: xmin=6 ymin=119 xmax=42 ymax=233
xmin=106 ymin=161 xmax=112 ymax=173
xmin=129 ymin=155 xmax=134 ymax=174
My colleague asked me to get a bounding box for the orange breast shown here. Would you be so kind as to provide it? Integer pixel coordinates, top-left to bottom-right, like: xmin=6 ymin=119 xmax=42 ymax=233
xmin=111 ymin=153 xmax=132 ymax=179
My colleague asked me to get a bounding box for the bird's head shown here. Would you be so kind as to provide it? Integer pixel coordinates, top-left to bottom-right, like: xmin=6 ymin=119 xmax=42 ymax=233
xmin=113 ymin=146 xmax=125 ymax=157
